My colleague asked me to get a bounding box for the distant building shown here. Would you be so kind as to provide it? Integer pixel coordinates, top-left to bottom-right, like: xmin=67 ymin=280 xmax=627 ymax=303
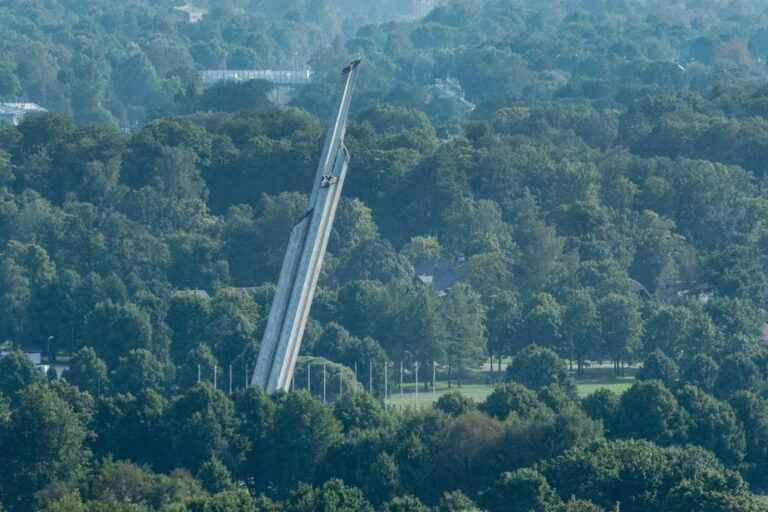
xmin=427 ymin=77 xmax=476 ymax=117
xmin=201 ymin=69 xmax=314 ymax=106
xmin=174 ymin=3 xmax=207 ymax=23
xmin=0 ymin=349 xmax=48 ymax=373
xmin=415 ymin=0 xmax=436 ymax=18
xmin=412 ymin=259 xmax=465 ymax=296
xmin=201 ymin=69 xmax=314 ymax=86
xmin=0 ymin=102 xmax=47 ymax=126
xmin=0 ymin=350 xmax=41 ymax=365
xmin=26 ymin=351 xmax=42 ymax=366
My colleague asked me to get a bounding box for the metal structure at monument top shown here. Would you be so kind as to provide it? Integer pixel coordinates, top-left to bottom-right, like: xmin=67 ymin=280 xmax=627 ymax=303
xmin=251 ymin=59 xmax=362 ymax=394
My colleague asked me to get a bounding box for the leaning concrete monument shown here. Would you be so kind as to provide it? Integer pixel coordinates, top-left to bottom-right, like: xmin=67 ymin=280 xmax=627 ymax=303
xmin=251 ymin=59 xmax=362 ymax=393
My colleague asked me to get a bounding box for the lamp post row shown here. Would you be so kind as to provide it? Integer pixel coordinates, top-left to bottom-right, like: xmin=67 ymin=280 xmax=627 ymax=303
xmin=193 ymin=360 xmax=441 ymax=402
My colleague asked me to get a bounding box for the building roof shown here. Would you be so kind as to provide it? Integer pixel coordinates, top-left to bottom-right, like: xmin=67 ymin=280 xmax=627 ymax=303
xmin=0 ymin=102 xmax=47 ymax=115
xmin=174 ymin=4 xmax=207 ymax=23
xmin=201 ymin=69 xmax=313 ymax=85
xmin=0 ymin=350 xmax=43 ymax=366
xmin=416 ymin=274 xmax=434 ymax=285
xmin=412 ymin=259 xmax=465 ymax=291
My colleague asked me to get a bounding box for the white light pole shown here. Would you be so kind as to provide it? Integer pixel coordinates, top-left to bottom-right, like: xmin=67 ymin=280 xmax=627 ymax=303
xmin=433 ymin=361 xmax=436 ymax=398
xmin=400 ymin=361 xmax=404 ymax=397
xmin=384 ymin=362 xmax=388 ymax=400
xmin=415 ymin=362 xmax=419 ymax=398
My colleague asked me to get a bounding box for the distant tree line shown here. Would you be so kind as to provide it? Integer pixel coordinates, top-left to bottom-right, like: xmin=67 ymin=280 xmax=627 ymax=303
xmin=1 ymin=344 xmax=768 ymax=511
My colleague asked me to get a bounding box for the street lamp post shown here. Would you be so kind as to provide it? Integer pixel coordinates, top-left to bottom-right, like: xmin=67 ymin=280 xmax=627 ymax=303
xmin=47 ymin=335 xmax=54 ymax=363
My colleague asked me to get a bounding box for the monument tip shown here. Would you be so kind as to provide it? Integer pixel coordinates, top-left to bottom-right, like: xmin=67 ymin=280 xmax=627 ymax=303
xmin=342 ymin=58 xmax=362 ymax=74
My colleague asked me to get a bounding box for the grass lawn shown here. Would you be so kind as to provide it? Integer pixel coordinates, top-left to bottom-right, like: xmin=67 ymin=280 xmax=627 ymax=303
xmin=385 ymin=366 xmax=636 ymax=409
xmin=386 ymin=384 xmax=491 ymax=408
xmin=574 ymin=366 xmax=635 ymax=398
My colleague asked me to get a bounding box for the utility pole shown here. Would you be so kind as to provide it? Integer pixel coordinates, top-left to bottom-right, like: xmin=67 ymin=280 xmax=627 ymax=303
xmin=415 ymin=362 xmax=419 ymax=399
xmin=323 ymin=363 xmax=327 ymax=403
xmin=400 ymin=361 xmax=404 ymax=397
xmin=384 ymin=362 xmax=388 ymax=400
xmin=433 ymin=361 xmax=436 ymax=398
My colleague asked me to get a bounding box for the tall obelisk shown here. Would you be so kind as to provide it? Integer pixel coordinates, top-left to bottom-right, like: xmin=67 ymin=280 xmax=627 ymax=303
xmin=252 ymin=59 xmax=361 ymax=393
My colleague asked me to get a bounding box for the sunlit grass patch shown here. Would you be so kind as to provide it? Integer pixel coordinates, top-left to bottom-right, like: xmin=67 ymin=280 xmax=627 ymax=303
xmin=385 ymin=366 xmax=636 ymax=408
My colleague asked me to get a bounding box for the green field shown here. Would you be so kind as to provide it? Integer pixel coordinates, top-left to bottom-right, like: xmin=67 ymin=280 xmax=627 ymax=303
xmin=385 ymin=367 xmax=636 ymax=409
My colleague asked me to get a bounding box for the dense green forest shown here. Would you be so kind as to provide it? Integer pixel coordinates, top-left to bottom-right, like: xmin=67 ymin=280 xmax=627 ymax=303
xmin=0 ymin=0 xmax=427 ymax=127
xmin=3 ymin=0 xmax=768 ymax=510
